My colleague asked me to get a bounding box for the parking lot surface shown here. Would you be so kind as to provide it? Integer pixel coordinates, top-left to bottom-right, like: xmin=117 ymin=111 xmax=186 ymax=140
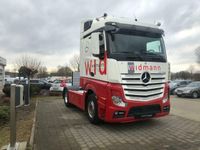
xmin=171 ymin=96 xmax=200 ymax=122
xmin=34 ymin=97 xmax=200 ymax=150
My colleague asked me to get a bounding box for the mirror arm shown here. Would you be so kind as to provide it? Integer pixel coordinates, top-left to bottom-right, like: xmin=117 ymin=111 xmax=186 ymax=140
xmin=92 ymin=54 xmax=99 ymax=57
xmin=92 ymin=54 xmax=104 ymax=60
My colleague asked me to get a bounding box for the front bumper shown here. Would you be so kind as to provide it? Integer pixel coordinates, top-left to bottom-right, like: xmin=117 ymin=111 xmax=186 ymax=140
xmin=104 ymin=99 xmax=170 ymax=123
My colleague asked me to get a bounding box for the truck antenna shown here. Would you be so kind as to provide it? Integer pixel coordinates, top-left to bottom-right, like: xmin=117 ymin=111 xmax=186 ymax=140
xmin=155 ymin=21 xmax=161 ymax=26
xmin=96 ymin=13 xmax=107 ymax=21
xmin=133 ymin=13 xmax=138 ymax=21
xmin=103 ymin=13 xmax=107 ymax=18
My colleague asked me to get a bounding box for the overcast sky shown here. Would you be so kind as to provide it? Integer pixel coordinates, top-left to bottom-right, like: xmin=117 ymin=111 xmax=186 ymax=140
xmin=0 ymin=0 xmax=200 ymax=72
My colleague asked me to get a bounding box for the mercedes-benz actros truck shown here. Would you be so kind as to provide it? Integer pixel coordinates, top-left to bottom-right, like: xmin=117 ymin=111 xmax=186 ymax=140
xmin=64 ymin=14 xmax=170 ymax=124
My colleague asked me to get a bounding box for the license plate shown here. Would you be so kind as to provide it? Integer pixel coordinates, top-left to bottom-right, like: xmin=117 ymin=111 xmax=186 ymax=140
xmin=135 ymin=114 xmax=154 ymax=119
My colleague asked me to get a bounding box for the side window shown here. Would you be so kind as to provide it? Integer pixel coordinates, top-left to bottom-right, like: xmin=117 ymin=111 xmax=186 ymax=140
xmin=146 ymin=40 xmax=161 ymax=53
xmin=99 ymin=33 xmax=104 ymax=54
xmin=82 ymin=36 xmax=91 ymax=56
xmin=39 ymin=81 xmax=44 ymax=84
xmin=31 ymin=80 xmax=38 ymax=84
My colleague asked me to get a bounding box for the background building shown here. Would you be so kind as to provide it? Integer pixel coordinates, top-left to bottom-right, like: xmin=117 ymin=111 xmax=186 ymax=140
xmin=0 ymin=56 xmax=6 ymax=90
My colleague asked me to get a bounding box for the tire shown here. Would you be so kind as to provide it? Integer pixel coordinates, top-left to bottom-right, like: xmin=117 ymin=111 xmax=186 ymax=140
xmin=192 ymin=92 xmax=199 ymax=98
xmin=173 ymin=90 xmax=176 ymax=95
xmin=62 ymin=87 xmax=67 ymax=99
xmin=86 ymin=93 xmax=100 ymax=124
xmin=177 ymin=94 xmax=182 ymax=97
xmin=170 ymin=89 xmax=174 ymax=95
xmin=64 ymin=92 xmax=71 ymax=107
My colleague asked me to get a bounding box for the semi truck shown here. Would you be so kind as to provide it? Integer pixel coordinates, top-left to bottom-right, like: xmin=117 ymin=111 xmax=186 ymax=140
xmin=64 ymin=14 xmax=170 ymax=124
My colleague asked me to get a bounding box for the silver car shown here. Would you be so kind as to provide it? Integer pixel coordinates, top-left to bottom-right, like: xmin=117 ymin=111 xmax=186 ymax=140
xmin=176 ymin=81 xmax=200 ymax=98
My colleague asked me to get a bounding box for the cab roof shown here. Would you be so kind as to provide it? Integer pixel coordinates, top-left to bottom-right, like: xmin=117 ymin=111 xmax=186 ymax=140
xmin=80 ymin=15 xmax=163 ymax=38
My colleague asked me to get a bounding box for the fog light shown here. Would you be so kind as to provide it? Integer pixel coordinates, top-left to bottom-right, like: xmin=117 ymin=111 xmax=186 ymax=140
xmin=163 ymin=106 xmax=170 ymax=112
xmin=113 ymin=111 xmax=125 ymax=118
xmin=112 ymin=96 xmax=127 ymax=107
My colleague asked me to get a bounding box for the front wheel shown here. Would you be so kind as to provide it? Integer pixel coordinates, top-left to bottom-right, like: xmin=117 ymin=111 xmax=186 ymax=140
xmin=192 ymin=92 xmax=199 ymax=98
xmin=86 ymin=94 xmax=100 ymax=124
xmin=64 ymin=92 xmax=71 ymax=107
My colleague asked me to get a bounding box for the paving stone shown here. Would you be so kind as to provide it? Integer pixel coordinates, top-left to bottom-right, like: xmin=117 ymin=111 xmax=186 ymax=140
xmin=34 ymin=98 xmax=200 ymax=150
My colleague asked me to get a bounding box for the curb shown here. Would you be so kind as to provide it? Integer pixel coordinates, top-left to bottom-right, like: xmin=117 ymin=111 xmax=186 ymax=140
xmin=29 ymin=99 xmax=38 ymax=149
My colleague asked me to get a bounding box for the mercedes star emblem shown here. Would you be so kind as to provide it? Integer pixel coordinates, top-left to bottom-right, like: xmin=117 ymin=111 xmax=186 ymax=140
xmin=141 ymin=72 xmax=151 ymax=83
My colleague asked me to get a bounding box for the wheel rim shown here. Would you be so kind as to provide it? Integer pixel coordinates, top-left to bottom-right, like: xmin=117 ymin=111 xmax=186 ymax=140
xmin=88 ymin=101 xmax=95 ymax=118
xmin=193 ymin=92 xmax=198 ymax=98
xmin=64 ymin=97 xmax=68 ymax=103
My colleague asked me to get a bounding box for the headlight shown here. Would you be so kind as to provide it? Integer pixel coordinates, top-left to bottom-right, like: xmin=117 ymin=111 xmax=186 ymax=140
xmin=163 ymin=94 xmax=168 ymax=103
xmin=163 ymin=84 xmax=170 ymax=103
xmin=112 ymin=96 xmax=127 ymax=107
xmin=183 ymin=90 xmax=191 ymax=93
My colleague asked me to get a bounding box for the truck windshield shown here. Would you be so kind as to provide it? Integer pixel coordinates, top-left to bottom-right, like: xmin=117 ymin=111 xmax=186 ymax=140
xmin=107 ymin=29 xmax=167 ymax=62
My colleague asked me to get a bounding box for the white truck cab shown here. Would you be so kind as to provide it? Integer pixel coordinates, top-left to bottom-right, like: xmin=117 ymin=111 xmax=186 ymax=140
xmin=66 ymin=14 xmax=170 ymax=124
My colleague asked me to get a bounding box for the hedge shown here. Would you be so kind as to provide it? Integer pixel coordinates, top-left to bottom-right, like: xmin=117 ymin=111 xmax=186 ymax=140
xmin=0 ymin=106 xmax=10 ymax=125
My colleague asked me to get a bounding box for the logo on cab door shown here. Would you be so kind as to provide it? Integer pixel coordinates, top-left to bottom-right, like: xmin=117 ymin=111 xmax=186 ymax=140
xmin=85 ymin=59 xmax=107 ymax=76
xmin=128 ymin=62 xmax=134 ymax=74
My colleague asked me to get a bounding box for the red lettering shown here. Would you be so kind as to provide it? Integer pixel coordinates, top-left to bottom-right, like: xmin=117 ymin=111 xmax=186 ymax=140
xmin=133 ymin=64 xmax=161 ymax=71
xmin=99 ymin=52 xmax=107 ymax=75
xmin=157 ymin=66 xmax=161 ymax=70
xmin=85 ymin=61 xmax=92 ymax=75
xmin=128 ymin=65 xmax=134 ymax=71
xmin=138 ymin=64 xmax=142 ymax=70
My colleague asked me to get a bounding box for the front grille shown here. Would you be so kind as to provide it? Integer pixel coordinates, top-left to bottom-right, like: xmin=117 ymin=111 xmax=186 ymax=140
xmin=121 ymin=73 xmax=166 ymax=101
xmin=128 ymin=104 xmax=161 ymax=117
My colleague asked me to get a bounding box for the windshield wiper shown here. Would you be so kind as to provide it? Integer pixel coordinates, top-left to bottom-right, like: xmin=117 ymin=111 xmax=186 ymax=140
xmin=143 ymin=52 xmax=166 ymax=61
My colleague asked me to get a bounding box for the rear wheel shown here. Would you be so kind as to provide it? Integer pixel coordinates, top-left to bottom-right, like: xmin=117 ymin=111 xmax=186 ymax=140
xmin=192 ymin=92 xmax=199 ymax=98
xmin=86 ymin=94 xmax=100 ymax=124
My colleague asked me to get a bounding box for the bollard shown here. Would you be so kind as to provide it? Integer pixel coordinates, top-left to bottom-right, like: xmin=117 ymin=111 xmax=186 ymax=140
xmin=23 ymin=84 xmax=29 ymax=106
xmin=15 ymin=85 xmax=24 ymax=107
xmin=6 ymin=84 xmax=25 ymax=150
xmin=7 ymin=84 xmax=18 ymax=150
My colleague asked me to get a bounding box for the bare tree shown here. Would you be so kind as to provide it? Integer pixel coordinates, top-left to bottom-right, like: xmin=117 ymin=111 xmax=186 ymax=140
xmin=37 ymin=66 xmax=48 ymax=78
xmin=49 ymin=65 xmax=72 ymax=77
xmin=57 ymin=65 xmax=72 ymax=76
xmin=188 ymin=65 xmax=195 ymax=80
xmin=171 ymin=71 xmax=191 ymax=80
xmin=16 ymin=55 xmax=41 ymax=73
xmin=16 ymin=54 xmax=42 ymax=105
xmin=69 ymin=54 xmax=80 ymax=71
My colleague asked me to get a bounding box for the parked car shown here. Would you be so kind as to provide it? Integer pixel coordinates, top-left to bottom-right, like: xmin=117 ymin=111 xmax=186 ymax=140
xmin=50 ymin=80 xmax=72 ymax=92
xmin=176 ymin=81 xmax=200 ymax=98
xmin=2 ymin=79 xmax=51 ymax=96
xmin=169 ymin=80 xmax=191 ymax=95
xmin=29 ymin=79 xmax=51 ymax=90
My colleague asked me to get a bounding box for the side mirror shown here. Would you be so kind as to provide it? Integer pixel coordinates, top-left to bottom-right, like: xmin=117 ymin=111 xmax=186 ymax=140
xmin=91 ymin=32 xmax=100 ymax=55
xmin=105 ymin=24 xmax=117 ymax=32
